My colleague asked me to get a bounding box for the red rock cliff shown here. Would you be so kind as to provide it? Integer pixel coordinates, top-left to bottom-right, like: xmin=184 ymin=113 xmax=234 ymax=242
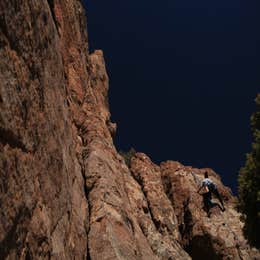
xmin=0 ymin=1 xmax=259 ymax=259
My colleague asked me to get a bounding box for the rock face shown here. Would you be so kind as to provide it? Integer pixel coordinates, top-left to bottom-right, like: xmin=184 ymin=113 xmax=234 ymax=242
xmin=0 ymin=0 xmax=259 ymax=259
xmin=159 ymin=161 xmax=259 ymax=259
xmin=0 ymin=0 xmax=89 ymax=258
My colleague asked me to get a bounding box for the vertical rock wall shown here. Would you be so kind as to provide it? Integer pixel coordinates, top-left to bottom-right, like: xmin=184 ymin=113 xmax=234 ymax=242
xmin=0 ymin=1 xmax=259 ymax=259
xmin=0 ymin=0 xmax=88 ymax=258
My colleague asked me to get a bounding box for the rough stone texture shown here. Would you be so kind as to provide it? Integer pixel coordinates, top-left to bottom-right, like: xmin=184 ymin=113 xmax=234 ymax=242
xmin=0 ymin=0 xmax=259 ymax=259
xmin=160 ymin=160 xmax=260 ymax=259
xmin=80 ymin=50 xmax=190 ymax=260
xmin=129 ymin=153 xmax=191 ymax=259
xmin=0 ymin=0 xmax=89 ymax=258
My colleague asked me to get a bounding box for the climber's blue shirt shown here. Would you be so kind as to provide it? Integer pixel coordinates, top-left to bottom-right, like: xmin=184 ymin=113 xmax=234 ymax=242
xmin=202 ymin=178 xmax=213 ymax=187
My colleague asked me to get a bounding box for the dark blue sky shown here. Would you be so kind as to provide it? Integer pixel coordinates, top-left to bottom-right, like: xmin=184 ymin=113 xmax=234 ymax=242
xmin=84 ymin=0 xmax=259 ymax=193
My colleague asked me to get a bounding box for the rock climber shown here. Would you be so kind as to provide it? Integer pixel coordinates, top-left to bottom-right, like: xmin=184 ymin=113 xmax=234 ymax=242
xmin=197 ymin=171 xmax=225 ymax=216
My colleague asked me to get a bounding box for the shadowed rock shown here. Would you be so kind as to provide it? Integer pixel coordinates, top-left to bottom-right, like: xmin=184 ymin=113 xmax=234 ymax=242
xmin=0 ymin=0 xmax=259 ymax=259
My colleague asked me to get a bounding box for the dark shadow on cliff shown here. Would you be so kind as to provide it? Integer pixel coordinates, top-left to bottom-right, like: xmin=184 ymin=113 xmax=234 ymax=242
xmin=0 ymin=127 xmax=28 ymax=152
xmin=186 ymin=234 xmax=222 ymax=260
xmin=0 ymin=206 xmax=31 ymax=258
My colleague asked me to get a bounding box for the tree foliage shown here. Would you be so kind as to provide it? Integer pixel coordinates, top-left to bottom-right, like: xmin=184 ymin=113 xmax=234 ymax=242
xmin=119 ymin=148 xmax=136 ymax=168
xmin=238 ymin=94 xmax=260 ymax=248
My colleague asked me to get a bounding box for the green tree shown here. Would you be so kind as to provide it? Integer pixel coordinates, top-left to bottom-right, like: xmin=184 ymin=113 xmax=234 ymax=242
xmin=238 ymin=94 xmax=260 ymax=248
xmin=119 ymin=148 xmax=136 ymax=167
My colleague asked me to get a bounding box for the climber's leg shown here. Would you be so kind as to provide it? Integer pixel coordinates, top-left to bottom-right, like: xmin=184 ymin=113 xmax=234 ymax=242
xmin=213 ymin=188 xmax=225 ymax=210
xmin=203 ymin=192 xmax=212 ymax=217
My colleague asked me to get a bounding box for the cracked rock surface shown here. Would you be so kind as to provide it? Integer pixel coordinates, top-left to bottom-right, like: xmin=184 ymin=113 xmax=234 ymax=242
xmin=0 ymin=1 xmax=259 ymax=259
